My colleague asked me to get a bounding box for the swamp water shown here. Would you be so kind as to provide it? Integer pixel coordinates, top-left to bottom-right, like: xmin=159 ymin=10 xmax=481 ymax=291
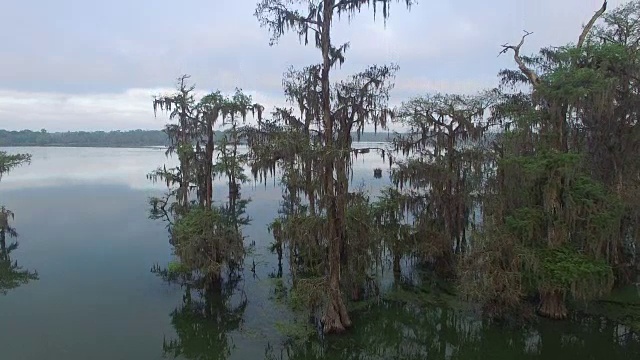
xmin=0 ymin=146 xmax=639 ymax=360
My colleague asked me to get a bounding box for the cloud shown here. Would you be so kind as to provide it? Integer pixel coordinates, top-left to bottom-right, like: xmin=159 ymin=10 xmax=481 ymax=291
xmin=0 ymin=88 xmax=283 ymax=131
xmin=0 ymin=0 xmax=633 ymax=131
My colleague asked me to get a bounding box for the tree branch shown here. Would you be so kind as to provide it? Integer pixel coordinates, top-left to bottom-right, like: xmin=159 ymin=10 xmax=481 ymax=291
xmin=499 ymin=30 xmax=541 ymax=86
xmin=333 ymin=0 xmax=413 ymax=17
xmin=255 ymin=1 xmax=321 ymax=45
xmin=577 ymin=1 xmax=607 ymax=50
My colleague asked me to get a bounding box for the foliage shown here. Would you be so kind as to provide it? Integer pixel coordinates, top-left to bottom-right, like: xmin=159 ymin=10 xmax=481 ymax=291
xmin=389 ymin=91 xmax=495 ymax=276
xmin=250 ymin=0 xmax=413 ymax=334
xmin=535 ymin=246 xmax=613 ymax=300
xmin=171 ymin=207 xmax=244 ymax=286
xmin=0 ymin=151 xmax=31 ymax=181
xmin=140 ymin=0 xmax=640 ymax=342
xmin=457 ymin=0 xmax=640 ymax=321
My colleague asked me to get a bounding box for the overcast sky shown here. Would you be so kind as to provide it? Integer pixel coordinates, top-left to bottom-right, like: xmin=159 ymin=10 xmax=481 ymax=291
xmin=0 ymin=0 xmax=627 ymax=132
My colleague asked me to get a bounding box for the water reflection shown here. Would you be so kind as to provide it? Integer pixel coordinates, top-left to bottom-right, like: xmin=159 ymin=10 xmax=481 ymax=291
xmin=0 ymin=147 xmax=638 ymax=359
xmin=0 ymin=207 xmax=38 ymax=295
xmin=264 ymin=299 xmax=640 ymax=360
xmin=162 ymin=278 xmax=248 ymax=360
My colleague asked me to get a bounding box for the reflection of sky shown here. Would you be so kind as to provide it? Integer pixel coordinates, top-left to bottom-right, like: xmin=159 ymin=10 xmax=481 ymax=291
xmin=0 ymin=146 xmax=178 ymax=190
xmin=0 ymin=144 xmax=392 ymax=359
xmin=2 ymin=146 xmax=640 ymax=359
xmin=0 ymin=143 xmax=392 ymax=193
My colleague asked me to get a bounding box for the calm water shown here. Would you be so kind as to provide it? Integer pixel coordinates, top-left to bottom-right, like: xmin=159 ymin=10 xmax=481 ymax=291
xmin=1 ymin=146 xmax=639 ymax=360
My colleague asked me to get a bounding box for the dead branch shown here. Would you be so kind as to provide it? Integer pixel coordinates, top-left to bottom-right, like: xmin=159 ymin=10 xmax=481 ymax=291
xmin=499 ymin=30 xmax=541 ymax=86
xmin=577 ymin=1 xmax=607 ymax=50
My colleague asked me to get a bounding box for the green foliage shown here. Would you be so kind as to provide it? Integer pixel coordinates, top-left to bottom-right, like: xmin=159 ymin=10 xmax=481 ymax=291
xmin=344 ymin=192 xmax=381 ymax=289
xmin=288 ymin=277 xmax=326 ymax=311
xmin=569 ymin=176 xmax=624 ymax=251
xmin=172 ymin=207 xmax=244 ymax=282
xmin=536 ymin=247 xmax=613 ymax=300
xmin=456 ymin=0 xmax=640 ymax=321
xmin=142 ymin=0 xmax=640 ymax=337
xmin=500 ymin=151 xmax=582 ymax=183
xmin=271 ymin=211 xmax=326 ymax=278
xmin=504 ymin=207 xmax=545 ymax=245
xmin=177 ymin=142 xmax=195 ymax=159
xmin=168 ymin=260 xmax=191 ymax=275
xmin=0 ymin=151 xmax=31 ymax=180
xmin=538 ymin=49 xmax=618 ymax=102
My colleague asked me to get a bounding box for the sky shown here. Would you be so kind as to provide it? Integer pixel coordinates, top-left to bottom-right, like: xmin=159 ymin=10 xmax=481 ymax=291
xmin=0 ymin=0 xmax=629 ymax=132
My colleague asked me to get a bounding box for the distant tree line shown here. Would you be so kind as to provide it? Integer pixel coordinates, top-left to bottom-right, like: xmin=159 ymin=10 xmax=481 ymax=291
xmin=0 ymin=129 xmax=393 ymax=147
xmin=0 ymin=129 xmax=169 ymax=147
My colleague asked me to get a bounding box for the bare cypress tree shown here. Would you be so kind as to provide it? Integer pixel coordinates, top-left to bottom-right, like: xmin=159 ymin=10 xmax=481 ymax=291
xmin=254 ymin=0 xmax=413 ymax=333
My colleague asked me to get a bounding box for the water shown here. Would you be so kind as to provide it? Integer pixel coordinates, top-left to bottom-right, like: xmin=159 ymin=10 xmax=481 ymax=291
xmin=0 ymin=146 xmax=639 ymax=359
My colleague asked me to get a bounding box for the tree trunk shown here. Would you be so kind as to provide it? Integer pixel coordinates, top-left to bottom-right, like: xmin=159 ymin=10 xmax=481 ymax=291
xmin=393 ymin=253 xmax=401 ymax=284
xmin=351 ymin=284 xmax=363 ymax=302
xmin=538 ymin=289 xmax=567 ymax=319
xmin=0 ymin=231 xmax=7 ymax=262
xmin=205 ymin=270 xmax=223 ymax=295
xmin=205 ymin=118 xmax=214 ymax=208
xmin=319 ymin=0 xmax=351 ymax=334
xmin=434 ymin=254 xmax=454 ymax=279
xmin=323 ymin=244 xmax=352 ymax=333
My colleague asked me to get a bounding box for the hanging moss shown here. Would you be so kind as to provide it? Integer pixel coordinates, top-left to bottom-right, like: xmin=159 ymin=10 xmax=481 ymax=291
xmin=172 ymin=207 xmax=245 ymax=283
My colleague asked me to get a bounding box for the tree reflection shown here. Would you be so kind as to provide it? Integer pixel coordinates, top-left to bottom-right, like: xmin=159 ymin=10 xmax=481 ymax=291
xmin=264 ymin=299 xmax=640 ymax=360
xmin=161 ymin=274 xmax=247 ymax=360
xmin=0 ymin=151 xmax=38 ymax=295
xmin=151 ymin=186 xmax=250 ymax=359
xmin=0 ymin=238 xmax=38 ymax=295
xmin=153 ymin=199 xmax=249 ymax=360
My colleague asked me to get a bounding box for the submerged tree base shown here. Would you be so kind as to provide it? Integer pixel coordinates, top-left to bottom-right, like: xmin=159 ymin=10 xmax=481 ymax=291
xmin=538 ymin=289 xmax=568 ymax=320
xmin=322 ymin=287 xmax=353 ymax=334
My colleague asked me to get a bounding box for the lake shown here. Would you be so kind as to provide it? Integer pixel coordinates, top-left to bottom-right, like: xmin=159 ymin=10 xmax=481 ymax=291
xmin=1 ymin=146 xmax=639 ymax=359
